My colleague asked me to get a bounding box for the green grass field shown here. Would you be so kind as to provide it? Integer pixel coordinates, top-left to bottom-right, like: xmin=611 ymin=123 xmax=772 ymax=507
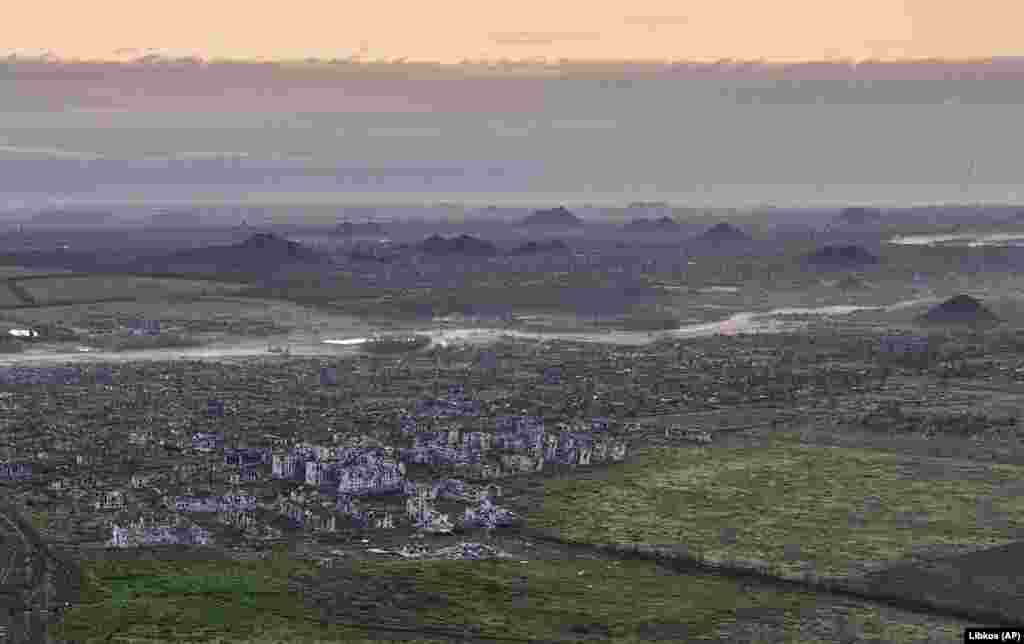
xmin=0 ymin=282 xmax=26 ymax=307
xmin=528 ymin=433 xmax=1024 ymax=581
xmin=50 ymin=549 xmax=347 ymax=644
xmin=327 ymin=557 xmax=972 ymax=644
xmin=49 ymin=546 xmax=974 ymax=644
xmin=0 ymin=296 xmax=367 ymax=340
xmin=20 ymin=275 xmax=247 ymax=305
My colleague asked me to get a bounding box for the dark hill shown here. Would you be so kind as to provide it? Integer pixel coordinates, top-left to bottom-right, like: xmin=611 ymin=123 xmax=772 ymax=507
xmin=803 ymin=245 xmax=879 ymax=268
xmin=521 ymin=206 xmax=583 ymax=227
xmin=417 ymin=234 xmax=498 ymax=257
xmin=146 ymin=210 xmax=206 ymax=229
xmin=860 ymin=539 xmax=1024 ymax=628
xmin=621 ymin=216 xmax=681 ymax=232
xmin=348 ymin=244 xmax=407 ymax=263
xmin=235 ymin=233 xmax=318 ymax=258
xmin=333 ymin=221 xmax=385 ymax=236
xmin=836 ymin=207 xmax=884 ymax=225
xmin=835 ymin=275 xmax=871 ymax=290
xmin=696 ymin=223 xmax=751 ymax=242
xmin=506 ymin=239 xmax=569 ymax=256
xmin=127 ymin=232 xmax=326 ymax=276
xmin=32 ymin=210 xmax=114 ymax=225
xmin=918 ymin=294 xmax=999 ymax=325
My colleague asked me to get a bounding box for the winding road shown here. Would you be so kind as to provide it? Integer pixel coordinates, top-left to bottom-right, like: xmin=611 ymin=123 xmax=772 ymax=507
xmin=0 ymin=511 xmax=27 ymax=587
xmin=0 ymin=502 xmax=81 ymax=643
xmin=0 ymin=296 xmax=940 ymax=367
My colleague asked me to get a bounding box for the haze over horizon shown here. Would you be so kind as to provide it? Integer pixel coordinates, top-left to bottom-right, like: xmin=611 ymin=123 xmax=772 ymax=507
xmin=4 ymin=4 xmax=1023 ymax=211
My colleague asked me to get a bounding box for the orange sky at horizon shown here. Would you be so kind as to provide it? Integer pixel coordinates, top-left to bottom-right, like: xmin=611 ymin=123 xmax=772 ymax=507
xmin=7 ymin=0 xmax=1022 ymax=63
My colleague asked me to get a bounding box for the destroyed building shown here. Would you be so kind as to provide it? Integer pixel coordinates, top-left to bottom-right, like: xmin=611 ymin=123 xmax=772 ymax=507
xmin=336 ymin=461 xmax=406 ymax=496
xmin=462 ymin=497 xmax=520 ymax=530
xmin=108 ymin=517 xmax=211 ymax=548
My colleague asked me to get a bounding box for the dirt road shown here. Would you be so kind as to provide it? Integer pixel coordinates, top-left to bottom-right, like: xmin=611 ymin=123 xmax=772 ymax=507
xmin=0 ymin=503 xmax=82 ymax=642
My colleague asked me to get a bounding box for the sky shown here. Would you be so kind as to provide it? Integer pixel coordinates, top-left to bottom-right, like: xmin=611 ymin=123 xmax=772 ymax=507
xmin=3 ymin=3 xmax=1024 ymax=210
xmin=6 ymin=0 xmax=1024 ymax=62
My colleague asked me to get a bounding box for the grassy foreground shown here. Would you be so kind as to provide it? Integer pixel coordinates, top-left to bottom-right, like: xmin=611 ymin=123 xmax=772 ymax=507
xmin=528 ymin=433 xmax=1024 ymax=581
xmin=322 ymin=558 xmax=970 ymax=643
xmin=50 ymin=549 xmax=355 ymax=644
xmin=50 ymin=547 xmax=970 ymax=643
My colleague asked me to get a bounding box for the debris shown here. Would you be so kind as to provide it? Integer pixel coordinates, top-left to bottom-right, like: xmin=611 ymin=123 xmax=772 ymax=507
xmin=396 ymin=542 xmax=512 ymax=560
xmin=462 ymin=497 xmax=520 ymax=529
xmin=417 ymin=512 xmax=455 ymax=534
xmin=398 ymin=543 xmax=431 ymax=558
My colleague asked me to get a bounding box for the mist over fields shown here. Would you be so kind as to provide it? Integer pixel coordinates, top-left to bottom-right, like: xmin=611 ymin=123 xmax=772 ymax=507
xmin=2 ymin=59 xmax=1024 ymax=210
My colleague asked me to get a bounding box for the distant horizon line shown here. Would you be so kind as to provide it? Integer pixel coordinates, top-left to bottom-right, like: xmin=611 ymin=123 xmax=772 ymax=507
xmin=4 ymin=199 xmax=1023 ymax=213
xmin=6 ymin=53 xmax=1024 ymax=68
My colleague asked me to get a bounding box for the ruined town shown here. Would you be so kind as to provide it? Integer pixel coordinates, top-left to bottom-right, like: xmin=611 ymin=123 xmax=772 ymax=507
xmin=0 ymin=349 xmax=638 ymax=551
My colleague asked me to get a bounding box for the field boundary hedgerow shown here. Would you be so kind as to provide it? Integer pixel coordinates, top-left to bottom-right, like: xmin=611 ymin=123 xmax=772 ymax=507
xmin=521 ymin=527 xmax=1024 ymax=629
